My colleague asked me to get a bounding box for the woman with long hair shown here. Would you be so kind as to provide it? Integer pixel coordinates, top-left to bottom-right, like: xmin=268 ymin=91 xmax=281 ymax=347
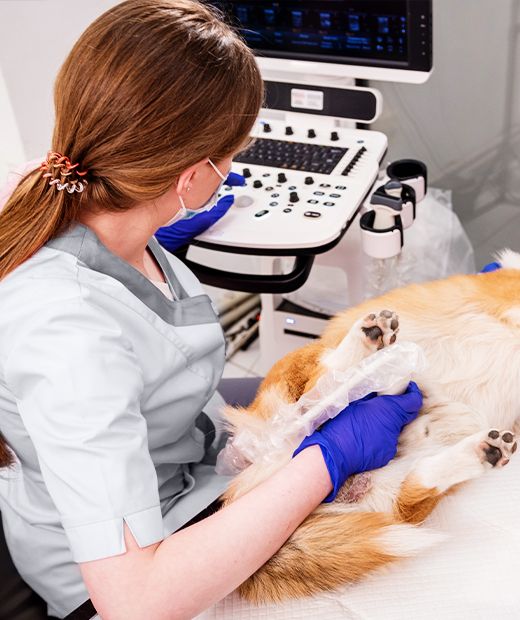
xmin=0 ymin=2 xmax=421 ymax=618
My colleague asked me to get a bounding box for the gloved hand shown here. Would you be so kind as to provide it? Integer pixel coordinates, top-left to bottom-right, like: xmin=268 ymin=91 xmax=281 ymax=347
xmin=480 ymin=261 xmax=501 ymax=273
xmin=155 ymin=171 xmax=245 ymax=252
xmin=293 ymin=382 xmax=423 ymax=502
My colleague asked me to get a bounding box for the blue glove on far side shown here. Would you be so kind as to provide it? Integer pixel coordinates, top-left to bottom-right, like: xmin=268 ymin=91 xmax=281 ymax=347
xmin=480 ymin=261 xmax=501 ymax=273
xmin=293 ymin=382 xmax=423 ymax=503
xmin=155 ymin=171 xmax=245 ymax=253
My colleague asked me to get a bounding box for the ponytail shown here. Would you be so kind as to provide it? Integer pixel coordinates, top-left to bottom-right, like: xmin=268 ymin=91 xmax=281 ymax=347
xmin=0 ymin=165 xmax=83 ymax=281
xmin=0 ymin=165 xmax=85 ymax=467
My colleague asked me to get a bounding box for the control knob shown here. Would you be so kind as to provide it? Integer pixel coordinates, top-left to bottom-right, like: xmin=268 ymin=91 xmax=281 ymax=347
xmin=289 ymin=191 xmax=300 ymax=203
xmin=304 ymin=176 xmax=314 ymax=185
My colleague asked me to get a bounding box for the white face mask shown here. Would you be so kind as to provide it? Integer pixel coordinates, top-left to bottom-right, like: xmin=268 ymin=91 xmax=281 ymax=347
xmin=164 ymin=200 xmax=187 ymax=227
xmin=164 ymin=159 xmax=227 ymax=226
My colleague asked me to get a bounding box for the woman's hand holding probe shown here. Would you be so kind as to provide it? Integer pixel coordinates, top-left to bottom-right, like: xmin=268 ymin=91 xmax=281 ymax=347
xmin=293 ymin=382 xmax=423 ymax=502
xmin=155 ymin=171 xmax=245 ymax=252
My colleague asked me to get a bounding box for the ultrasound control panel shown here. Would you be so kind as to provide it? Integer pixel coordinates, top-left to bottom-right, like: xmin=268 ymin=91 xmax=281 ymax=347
xmin=195 ymin=117 xmax=387 ymax=252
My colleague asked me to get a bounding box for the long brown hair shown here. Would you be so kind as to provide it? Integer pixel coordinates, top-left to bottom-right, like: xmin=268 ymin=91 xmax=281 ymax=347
xmin=0 ymin=0 xmax=263 ymax=465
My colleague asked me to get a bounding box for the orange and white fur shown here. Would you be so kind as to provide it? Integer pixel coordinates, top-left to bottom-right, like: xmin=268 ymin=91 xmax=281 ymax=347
xmin=221 ymin=249 xmax=520 ymax=603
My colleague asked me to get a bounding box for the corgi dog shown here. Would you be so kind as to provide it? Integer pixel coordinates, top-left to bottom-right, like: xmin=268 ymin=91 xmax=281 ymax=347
xmin=221 ymin=249 xmax=520 ymax=603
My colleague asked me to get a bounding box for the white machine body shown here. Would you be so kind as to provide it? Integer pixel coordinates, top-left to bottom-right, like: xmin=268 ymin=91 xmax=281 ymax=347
xmin=196 ymin=112 xmax=388 ymax=252
xmin=260 ymin=59 xmax=432 ymax=86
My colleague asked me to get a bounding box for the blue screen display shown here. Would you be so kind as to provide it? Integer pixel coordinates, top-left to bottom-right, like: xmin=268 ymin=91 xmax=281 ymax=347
xmin=212 ymin=1 xmax=410 ymax=65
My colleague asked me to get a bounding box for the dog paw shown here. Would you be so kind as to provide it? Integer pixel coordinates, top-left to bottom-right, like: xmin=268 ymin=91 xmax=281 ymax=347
xmin=477 ymin=429 xmax=517 ymax=467
xmin=361 ymin=310 xmax=399 ymax=350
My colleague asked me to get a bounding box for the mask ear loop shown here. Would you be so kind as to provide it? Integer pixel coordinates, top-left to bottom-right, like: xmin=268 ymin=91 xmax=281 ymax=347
xmin=207 ymin=158 xmax=227 ymax=181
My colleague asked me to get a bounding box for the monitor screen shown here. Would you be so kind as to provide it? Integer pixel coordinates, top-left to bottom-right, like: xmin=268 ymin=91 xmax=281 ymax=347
xmin=210 ymin=1 xmax=432 ymax=76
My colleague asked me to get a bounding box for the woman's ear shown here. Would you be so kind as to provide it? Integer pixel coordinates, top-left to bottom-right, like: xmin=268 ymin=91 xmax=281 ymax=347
xmin=176 ymin=159 xmax=208 ymax=196
xmin=176 ymin=168 xmax=195 ymax=196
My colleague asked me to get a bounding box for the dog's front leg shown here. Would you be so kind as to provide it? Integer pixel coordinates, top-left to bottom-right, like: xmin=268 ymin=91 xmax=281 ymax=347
xmin=321 ymin=309 xmax=400 ymax=373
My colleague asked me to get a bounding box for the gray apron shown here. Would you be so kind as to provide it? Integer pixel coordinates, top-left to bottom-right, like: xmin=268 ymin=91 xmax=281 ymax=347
xmin=0 ymin=223 xmax=232 ymax=617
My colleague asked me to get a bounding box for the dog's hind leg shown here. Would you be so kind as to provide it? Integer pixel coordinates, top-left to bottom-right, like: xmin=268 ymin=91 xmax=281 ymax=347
xmin=394 ymin=428 xmax=517 ymax=525
xmin=397 ymin=396 xmax=487 ymax=452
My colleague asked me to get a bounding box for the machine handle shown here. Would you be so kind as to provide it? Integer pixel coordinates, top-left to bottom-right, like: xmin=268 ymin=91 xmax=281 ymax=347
xmin=178 ymin=251 xmax=316 ymax=294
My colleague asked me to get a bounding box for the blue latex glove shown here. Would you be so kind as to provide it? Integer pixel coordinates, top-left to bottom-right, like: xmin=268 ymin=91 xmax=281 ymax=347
xmin=293 ymin=382 xmax=423 ymax=503
xmin=479 ymin=261 xmax=501 ymax=273
xmin=155 ymin=171 xmax=245 ymax=252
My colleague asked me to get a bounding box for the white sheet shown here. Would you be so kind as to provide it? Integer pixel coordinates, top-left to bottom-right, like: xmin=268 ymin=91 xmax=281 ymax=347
xmin=197 ymin=456 xmax=520 ymax=619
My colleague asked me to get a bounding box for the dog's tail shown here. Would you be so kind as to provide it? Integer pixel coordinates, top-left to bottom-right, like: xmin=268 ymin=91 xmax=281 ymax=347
xmin=495 ymin=248 xmax=520 ymax=270
xmin=239 ymin=509 xmax=445 ymax=603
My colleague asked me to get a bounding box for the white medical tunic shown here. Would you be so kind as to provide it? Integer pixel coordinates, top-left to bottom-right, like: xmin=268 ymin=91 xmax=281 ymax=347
xmin=0 ymin=224 xmax=231 ymax=617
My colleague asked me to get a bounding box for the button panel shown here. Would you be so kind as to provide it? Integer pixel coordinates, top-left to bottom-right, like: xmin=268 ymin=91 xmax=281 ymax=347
xmin=196 ymin=118 xmax=390 ymax=249
xmin=218 ymin=165 xmax=355 ymax=225
xmin=342 ymin=146 xmax=367 ymax=176
xmin=218 ymin=167 xmax=353 ymax=223
xmin=235 ymin=138 xmax=348 ymax=175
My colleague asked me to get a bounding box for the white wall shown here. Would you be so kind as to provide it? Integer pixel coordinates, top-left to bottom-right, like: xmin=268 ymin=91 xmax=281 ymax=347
xmin=0 ymin=65 xmax=25 ymax=181
xmin=373 ymin=0 xmax=520 ymax=219
xmin=0 ymin=0 xmax=118 ymax=169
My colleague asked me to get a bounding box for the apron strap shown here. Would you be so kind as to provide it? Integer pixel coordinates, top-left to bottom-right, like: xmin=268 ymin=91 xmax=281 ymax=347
xmin=64 ymin=598 xmax=97 ymax=620
xmin=195 ymin=411 xmax=216 ymax=452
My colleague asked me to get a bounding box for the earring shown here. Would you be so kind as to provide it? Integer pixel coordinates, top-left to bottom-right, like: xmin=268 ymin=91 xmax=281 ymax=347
xmin=187 ymin=185 xmax=192 ymax=192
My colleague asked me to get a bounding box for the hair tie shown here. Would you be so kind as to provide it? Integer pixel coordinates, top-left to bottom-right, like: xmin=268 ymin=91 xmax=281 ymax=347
xmin=40 ymin=151 xmax=88 ymax=194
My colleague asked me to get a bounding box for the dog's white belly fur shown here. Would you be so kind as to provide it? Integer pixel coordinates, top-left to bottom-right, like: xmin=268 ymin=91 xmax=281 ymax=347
xmin=332 ymin=305 xmax=520 ymax=516
xmin=399 ymin=309 xmax=520 ymax=429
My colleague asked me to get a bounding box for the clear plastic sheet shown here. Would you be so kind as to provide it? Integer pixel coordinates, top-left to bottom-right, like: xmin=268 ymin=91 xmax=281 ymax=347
xmin=364 ymin=188 xmax=475 ymax=298
xmin=216 ymin=341 xmax=426 ymax=475
xmin=283 ymin=187 xmax=475 ymax=312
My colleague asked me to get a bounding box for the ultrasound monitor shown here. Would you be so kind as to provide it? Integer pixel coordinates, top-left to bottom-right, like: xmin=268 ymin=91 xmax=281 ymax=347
xmin=211 ymin=1 xmax=432 ymax=84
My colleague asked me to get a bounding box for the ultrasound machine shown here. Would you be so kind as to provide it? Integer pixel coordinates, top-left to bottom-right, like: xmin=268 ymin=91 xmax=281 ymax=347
xmin=184 ymin=1 xmax=433 ymax=372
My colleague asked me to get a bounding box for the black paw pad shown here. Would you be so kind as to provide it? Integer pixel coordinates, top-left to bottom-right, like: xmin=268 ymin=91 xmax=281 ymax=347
xmin=483 ymin=445 xmax=502 ymax=467
xmin=362 ymin=326 xmax=383 ymax=342
xmin=481 ymin=429 xmax=517 ymax=468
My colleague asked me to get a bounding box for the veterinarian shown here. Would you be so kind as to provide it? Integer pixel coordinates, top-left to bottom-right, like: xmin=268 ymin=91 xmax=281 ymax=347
xmin=0 ymin=2 xmax=423 ymax=619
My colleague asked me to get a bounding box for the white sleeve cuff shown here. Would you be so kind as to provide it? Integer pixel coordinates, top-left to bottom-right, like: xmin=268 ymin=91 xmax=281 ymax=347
xmin=64 ymin=505 xmax=164 ymax=563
